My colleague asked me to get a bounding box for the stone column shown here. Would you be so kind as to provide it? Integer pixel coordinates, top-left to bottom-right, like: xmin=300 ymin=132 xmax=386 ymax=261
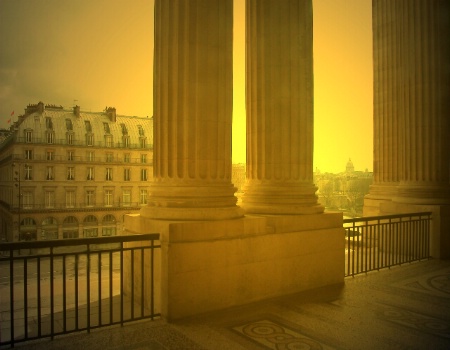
xmin=142 ymin=0 xmax=243 ymax=220
xmin=242 ymin=0 xmax=323 ymax=215
xmin=394 ymin=0 xmax=450 ymax=205
xmin=365 ymin=0 xmax=450 ymax=213
xmin=364 ymin=0 xmax=403 ymax=215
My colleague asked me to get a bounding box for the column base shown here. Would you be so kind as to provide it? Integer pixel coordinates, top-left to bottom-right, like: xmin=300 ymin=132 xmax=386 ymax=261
xmin=144 ymin=182 xmax=244 ymax=220
xmin=394 ymin=183 xmax=450 ymax=205
xmin=242 ymin=181 xmax=324 ymax=215
xmin=363 ymin=182 xmax=399 ymax=216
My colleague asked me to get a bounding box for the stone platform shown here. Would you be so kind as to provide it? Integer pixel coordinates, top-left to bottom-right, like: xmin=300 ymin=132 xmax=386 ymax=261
xmin=16 ymin=259 xmax=450 ymax=350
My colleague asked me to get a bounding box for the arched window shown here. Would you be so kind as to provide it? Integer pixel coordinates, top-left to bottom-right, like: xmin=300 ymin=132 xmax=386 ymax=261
xmin=19 ymin=217 xmax=37 ymax=241
xmin=41 ymin=217 xmax=58 ymax=240
xmin=63 ymin=216 xmax=79 ymax=239
xmin=83 ymin=215 xmax=98 ymax=238
xmin=102 ymin=214 xmax=116 ymax=236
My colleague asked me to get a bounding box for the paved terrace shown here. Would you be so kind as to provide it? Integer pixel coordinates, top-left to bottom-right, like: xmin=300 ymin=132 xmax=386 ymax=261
xmin=7 ymin=259 xmax=450 ymax=350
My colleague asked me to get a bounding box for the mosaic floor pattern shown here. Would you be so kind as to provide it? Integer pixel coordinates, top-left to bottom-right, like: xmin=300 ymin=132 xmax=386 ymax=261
xmin=232 ymin=318 xmax=334 ymax=350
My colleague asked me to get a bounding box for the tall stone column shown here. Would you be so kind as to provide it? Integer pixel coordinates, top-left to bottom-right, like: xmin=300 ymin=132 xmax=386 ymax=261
xmin=364 ymin=0 xmax=404 ymax=215
xmin=365 ymin=0 xmax=450 ymax=214
xmin=242 ymin=0 xmax=323 ymax=215
xmin=394 ymin=0 xmax=450 ymax=204
xmin=142 ymin=0 xmax=243 ymax=220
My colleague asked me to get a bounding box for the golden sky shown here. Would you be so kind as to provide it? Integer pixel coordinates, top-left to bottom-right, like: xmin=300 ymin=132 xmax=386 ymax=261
xmin=0 ymin=0 xmax=372 ymax=174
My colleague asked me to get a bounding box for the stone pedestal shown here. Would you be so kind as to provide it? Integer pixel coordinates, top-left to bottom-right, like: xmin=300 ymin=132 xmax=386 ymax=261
xmin=242 ymin=0 xmax=323 ymax=215
xmin=125 ymin=213 xmax=344 ymax=320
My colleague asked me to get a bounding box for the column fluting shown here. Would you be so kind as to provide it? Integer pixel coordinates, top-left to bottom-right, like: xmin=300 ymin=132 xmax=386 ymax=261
xmin=394 ymin=0 xmax=450 ymax=204
xmin=242 ymin=0 xmax=323 ymax=214
xmin=143 ymin=0 xmax=243 ymax=220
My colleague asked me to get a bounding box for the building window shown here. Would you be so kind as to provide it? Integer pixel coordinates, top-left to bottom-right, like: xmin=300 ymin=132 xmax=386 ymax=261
xmin=106 ymin=168 xmax=113 ymax=181
xmin=104 ymin=190 xmax=113 ymax=206
xmin=87 ymin=151 xmax=95 ymax=162
xmin=66 ymin=191 xmax=75 ymax=208
xmin=123 ymin=136 xmax=130 ymax=148
xmin=103 ymin=122 xmax=110 ymax=133
xmin=45 ymin=191 xmax=55 ymax=208
xmin=105 ymin=135 xmax=113 ymax=147
xmin=46 ymin=131 xmax=55 ymax=144
xmin=140 ymin=189 xmax=147 ymax=205
xmin=141 ymin=169 xmax=147 ymax=181
xmin=141 ymin=154 xmax=147 ymax=163
xmin=66 ymin=119 xmax=73 ymax=131
xmin=23 ymin=191 xmax=33 ymax=209
xmin=106 ymin=153 xmax=113 ymax=162
xmin=24 ymin=165 xmax=32 ymax=180
xmin=46 ymin=166 xmax=54 ymax=180
xmin=83 ymin=215 xmax=98 ymax=237
xmin=25 ymin=150 xmax=33 ymax=160
xmin=86 ymin=190 xmax=95 ymax=206
xmin=25 ymin=130 xmax=33 ymax=143
xmin=87 ymin=167 xmax=94 ymax=180
xmin=67 ymin=167 xmax=75 ymax=180
xmin=140 ymin=138 xmax=146 ymax=148
xmin=67 ymin=151 xmax=74 ymax=161
xmin=120 ymin=123 xmax=128 ymax=135
xmin=102 ymin=214 xmax=116 ymax=236
xmin=46 ymin=150 xmax=54 ymax=160
xmin=41 ymin=217 xmax=58 ymax=240
xmin=124 ymin=168 xmax=131 ymax=181
xmin=85 ymin=120 xmax=92 ymax=132
xmin=86 ymin=134 xmax=94 ymax=146
xmin=66 ymin=132 xmax=74 ymax=145
xmin=45 ymin=117 xmax=53 ymax=129
xmin=63 ymin=216 xmax=78 ymax=239
xmin=122 ymin=190 xmax=131 ymax=206
xmin=124 ymin=153 xmax=130 ymax=163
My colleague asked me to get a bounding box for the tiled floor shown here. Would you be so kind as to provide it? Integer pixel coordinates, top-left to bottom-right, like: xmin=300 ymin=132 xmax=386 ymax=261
xmin=6 ymin=259 xmax=450 ymax=350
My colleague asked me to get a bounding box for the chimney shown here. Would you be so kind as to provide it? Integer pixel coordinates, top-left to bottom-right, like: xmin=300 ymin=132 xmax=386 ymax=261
xmin=107 ymin=107 xmax=116 ymax=122
xmin=73 ymin=105 xmax=80 ymax=117
xmin=37 ymin=101 xmax=44 ymax=113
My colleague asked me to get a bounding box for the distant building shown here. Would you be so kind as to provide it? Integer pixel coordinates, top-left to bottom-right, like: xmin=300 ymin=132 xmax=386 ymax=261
xmin=314 ymin=159 xmax=373 ymax=216
xmin=0 ymin=102 xmax=153 ymax=243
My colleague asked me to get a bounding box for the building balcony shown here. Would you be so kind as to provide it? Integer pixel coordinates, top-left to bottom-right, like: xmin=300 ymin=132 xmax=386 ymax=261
xmin=14 ymin=138 xmax=153 ymax=150
xmin=12 ymin=154 xmax=153 ymax=165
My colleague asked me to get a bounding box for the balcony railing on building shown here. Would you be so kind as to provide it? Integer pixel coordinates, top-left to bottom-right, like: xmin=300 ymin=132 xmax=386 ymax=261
xmin=12 ymin=153 xmax=153 ymax=164
xmin=344 ymin=212 xmax=431 ymax=277
xmin=0 ymin=234 xmax=160 ymax=348
xmin=14 ymin=137 xmax=153 ymax=150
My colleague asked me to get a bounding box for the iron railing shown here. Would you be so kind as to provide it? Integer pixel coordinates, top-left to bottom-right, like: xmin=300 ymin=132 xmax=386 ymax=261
xmin=0 ymin=234 xmax=160 ymax=348
xmin=344 ymin=212 xmax=431 ymax=277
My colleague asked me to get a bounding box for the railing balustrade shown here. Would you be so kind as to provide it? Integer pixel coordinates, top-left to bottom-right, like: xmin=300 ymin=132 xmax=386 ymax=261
xmin=0 ymin=234 xmax=160 ymax=348
xmin=344 ymin=212 xmax=431 ymax=277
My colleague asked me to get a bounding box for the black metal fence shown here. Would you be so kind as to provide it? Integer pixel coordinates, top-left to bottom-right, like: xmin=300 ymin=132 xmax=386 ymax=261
xmin=344 ymin=212 xmax=431 ymax=277
xmin=0 ymin=234 xmax=160 ymax=348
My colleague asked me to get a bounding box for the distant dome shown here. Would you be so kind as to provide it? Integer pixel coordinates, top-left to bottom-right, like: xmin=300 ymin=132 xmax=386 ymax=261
xmin=346 ymin=158 xmax=354 ymax=172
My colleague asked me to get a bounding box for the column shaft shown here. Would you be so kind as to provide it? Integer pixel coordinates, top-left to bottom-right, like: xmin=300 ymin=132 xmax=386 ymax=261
xmin=242 ymin=0 xmax=322 ymax=214
xmin=366 ymin=0 xmax=403 ymax=202
xmin=395 ymin=0 xmax=450 ymax=204
xmin=143 ymin=0 xmax=243 ymax=220
xmin=366 ymin=0 xmax=450 ymax=209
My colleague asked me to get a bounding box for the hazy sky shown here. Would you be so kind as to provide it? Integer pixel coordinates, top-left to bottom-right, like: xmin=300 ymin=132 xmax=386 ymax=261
xmin=0 ymin=0 xmax=372 ymax=174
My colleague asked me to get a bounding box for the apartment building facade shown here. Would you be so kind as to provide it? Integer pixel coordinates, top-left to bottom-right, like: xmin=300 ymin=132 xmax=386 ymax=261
xmin=0 ymin=102 xmax=153 ymax=243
